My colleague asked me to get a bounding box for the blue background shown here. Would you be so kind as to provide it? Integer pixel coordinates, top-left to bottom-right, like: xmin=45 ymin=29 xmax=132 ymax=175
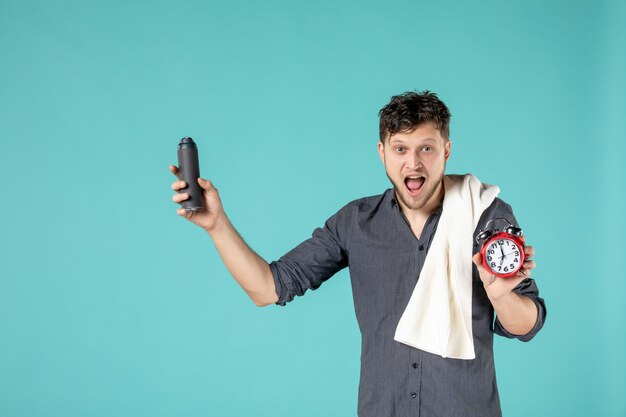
xmin=1 ymin=0 xmax=624 ymax=416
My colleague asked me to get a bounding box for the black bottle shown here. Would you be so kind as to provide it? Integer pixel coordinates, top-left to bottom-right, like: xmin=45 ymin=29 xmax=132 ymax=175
xmin=177 ymin=137 xmax=204 ymax=212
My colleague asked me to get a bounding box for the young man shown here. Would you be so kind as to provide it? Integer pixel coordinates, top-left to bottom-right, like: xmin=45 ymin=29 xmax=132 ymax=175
xmin=169 ymin=91 xmax=546 ymax=417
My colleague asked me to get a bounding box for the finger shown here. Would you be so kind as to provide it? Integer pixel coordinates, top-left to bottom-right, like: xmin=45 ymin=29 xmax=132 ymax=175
xmin=177 ymin=208 xmax=194 ymax=219
xmin=171 ymin=180 xmax=187 ymax=191
xmin=169 ymin=165 xmax=180 ymax=179
xmin=519 ymin=234 xmax=526 ymax=243
xmin=172 ymin=193 xmax=189 ymax=203
xmin=517 ymin=268 xmax=532 ymax=279
xmin=524 ymin=245 xmax=535 ymax=258
xmin=523 ymin=259 xmax=536 ymax=270
xmin=198 ymin=177 xmax=216 ymax=191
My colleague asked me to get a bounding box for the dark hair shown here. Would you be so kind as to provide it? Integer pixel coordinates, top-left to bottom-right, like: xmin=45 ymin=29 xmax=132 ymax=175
xmin=378 ymin=90 xmax=451 ymax=142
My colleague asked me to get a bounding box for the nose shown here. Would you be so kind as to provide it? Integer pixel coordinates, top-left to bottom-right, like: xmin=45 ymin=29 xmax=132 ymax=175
xmin=406 ymin=152 xmax=422 ymax=170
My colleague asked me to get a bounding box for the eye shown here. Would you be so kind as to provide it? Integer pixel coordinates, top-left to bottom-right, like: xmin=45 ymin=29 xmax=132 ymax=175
xmin=395 ymin=146 xmax=405 ymax=153
xmin=423 ymin=146 xmax=432 ymax=152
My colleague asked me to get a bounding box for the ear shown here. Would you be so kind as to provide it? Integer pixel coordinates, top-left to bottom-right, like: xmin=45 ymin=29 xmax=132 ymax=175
xmin=444 ymin=140 xmax=451 ymax=162
xmin=377 ymin=141 xmax=385 ymax=164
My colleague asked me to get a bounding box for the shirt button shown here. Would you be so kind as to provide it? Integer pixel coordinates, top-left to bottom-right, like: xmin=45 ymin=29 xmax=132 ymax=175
xmin=412 ymin=362 xmax=419 ymax=369
xmin=411 ymin=393 xmax=417 ymax=398
xmin=418 ymin=245 xmax=424 ymax=251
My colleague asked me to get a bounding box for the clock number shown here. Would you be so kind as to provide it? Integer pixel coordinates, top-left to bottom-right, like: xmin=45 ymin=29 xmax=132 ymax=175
xmin=515 ymin=251 xmax=520 ymax=256
xmin=510 ymin=263 xmax=515 ymax=269
xmin=487 ymin=256 xmax=492 ymax=261
xmin=490 ymin=262 xmax=496 ymax=267
xmin=498 ymin=240 xmax=505 ymax=246
xmin=504 ymin=267 xmax=509 ymax=272
xmin=514 ymin=258 xmax=519 ymax=263
xmin=488 ymin=249 xmax=495 ymax=255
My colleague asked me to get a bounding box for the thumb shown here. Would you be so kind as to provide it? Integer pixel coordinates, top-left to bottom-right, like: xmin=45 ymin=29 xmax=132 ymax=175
xmin=197 ymin=177 xmax=215 ymax=190
xmin=472 ymin=252 xmax=482 ymax=266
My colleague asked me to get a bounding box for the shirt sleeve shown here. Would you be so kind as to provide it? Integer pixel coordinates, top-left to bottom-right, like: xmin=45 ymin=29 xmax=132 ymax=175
xmin=269 ymin=202 xmax=354 ymax=306
xmin=493 ymin=278 xmax=547 ymax=342
xmin=478 ymin=198 xmax=548 ymax=342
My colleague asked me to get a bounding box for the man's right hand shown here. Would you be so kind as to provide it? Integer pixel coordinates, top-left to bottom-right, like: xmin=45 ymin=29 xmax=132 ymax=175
xmin=170 ymin=165 xmax=225 ymax=233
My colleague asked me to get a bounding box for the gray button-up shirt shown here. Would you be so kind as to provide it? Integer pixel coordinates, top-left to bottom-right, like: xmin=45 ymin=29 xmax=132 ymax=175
xmin=269 ymin=188 xmax=546 ymax=417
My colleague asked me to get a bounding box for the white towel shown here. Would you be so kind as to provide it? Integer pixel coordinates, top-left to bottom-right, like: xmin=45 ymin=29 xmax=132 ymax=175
xmin=394 ymin=173 xmax=499 ymax=360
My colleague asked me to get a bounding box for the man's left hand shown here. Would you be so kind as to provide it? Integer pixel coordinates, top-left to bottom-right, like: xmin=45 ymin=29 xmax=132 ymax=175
xmin=472 ymin=235 xmax=536 ymax=302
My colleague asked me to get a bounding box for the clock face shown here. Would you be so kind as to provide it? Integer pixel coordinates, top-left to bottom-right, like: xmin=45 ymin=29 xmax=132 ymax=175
xmin=483 ymin=236 xmax=524 ymax=276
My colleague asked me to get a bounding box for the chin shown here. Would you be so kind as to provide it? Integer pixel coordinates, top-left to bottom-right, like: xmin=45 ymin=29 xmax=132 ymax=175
xmin=393 ymin=176 xmax=442 ymax=212
xmin=403 ymin=193 xmax=428 ymax=210
xmin=391 ymin=184 xmax=425 ymax=210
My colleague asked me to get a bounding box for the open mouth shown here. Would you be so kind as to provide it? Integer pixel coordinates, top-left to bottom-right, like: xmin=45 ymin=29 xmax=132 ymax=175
xmin=404 ymin=175 xmax=425 ymax=196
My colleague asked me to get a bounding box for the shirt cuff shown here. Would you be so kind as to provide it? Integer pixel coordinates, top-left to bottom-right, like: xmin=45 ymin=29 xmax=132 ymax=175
xmin=269 ymin=261 xmax=293 ymax=307
xmin=494 ymin=295 xmax=545 ymax=342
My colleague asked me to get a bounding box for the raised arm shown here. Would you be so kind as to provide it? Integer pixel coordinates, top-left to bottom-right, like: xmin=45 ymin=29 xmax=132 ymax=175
xmin=472 ymin=239 xmax=539 ymax=335
xmin=170 ymin=165 xmax=278 ymax=307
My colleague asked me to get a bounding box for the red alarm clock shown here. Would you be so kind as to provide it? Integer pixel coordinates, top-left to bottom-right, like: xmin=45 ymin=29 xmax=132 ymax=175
xmin=476 ymin=219 xmax=525 ymax=278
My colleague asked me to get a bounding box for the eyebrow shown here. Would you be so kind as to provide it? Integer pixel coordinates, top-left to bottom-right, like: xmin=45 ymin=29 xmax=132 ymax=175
xmin=389 ymin=137 xmax=437 ymax=145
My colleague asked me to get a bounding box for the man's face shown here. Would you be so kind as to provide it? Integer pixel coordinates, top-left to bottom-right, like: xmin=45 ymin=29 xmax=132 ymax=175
xmin=377 ymin=122 xmax=451 ymax=213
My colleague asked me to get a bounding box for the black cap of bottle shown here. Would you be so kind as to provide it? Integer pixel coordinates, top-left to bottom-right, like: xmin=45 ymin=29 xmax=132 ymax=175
xmin=178 ymin=136 xmax=197 ymax=149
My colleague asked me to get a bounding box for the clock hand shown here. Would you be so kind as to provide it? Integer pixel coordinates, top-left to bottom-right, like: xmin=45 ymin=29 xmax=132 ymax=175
xmin=499 ymin=245 xmax=505 ymax=265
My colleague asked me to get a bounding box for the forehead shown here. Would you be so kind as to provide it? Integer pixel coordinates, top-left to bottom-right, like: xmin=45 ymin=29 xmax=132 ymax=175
xmin=387 ymin=122 xmax=445 ymax=144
